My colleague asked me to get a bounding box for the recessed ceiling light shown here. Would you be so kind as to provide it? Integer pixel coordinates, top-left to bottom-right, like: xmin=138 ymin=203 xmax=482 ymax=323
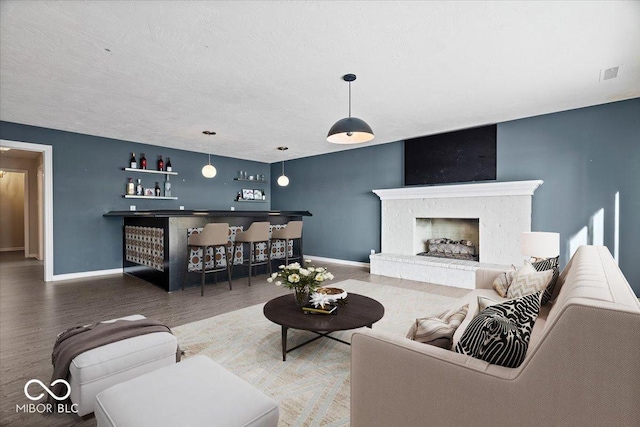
xmin=277 ymin=146 xmax=288 ymax=151
xmin=202 ymin=131 xmax=216 ymax=135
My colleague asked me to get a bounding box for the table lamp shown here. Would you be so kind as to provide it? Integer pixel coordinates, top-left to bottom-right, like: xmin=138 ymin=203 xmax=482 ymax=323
xmin=521 ymin=232 xmax=560 ymax=262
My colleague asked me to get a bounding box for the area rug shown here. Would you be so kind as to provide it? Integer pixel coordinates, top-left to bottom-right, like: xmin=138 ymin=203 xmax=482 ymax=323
xmin=172 ymin=280 xmax=462 ymax=426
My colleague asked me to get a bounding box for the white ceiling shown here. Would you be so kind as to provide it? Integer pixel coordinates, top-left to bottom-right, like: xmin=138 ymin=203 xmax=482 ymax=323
xmin=1 ymin=1 xmax=639 ymax=163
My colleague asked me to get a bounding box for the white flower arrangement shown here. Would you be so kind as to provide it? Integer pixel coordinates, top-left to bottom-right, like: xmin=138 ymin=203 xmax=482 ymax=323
xmin=267 ymin=261 xmax=334 ymax=292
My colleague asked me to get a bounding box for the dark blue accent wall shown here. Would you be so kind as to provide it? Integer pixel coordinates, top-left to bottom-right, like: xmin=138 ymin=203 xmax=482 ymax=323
xmin=270 ymin=98 xmax=639 ymax=294
xmin=498 ymin=98 xmax=640 ymax=292
xmin=270 ymin=143 xmax=404 ymax=263
xmin=0 ymin=121 xmax=270 ymax=275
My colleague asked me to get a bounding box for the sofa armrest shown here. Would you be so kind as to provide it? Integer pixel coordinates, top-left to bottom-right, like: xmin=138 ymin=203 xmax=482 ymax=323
xmin=351 ymin=328 xmax=519 ymax=427
xmin=475 ymin=267 xmax=508 ymax=289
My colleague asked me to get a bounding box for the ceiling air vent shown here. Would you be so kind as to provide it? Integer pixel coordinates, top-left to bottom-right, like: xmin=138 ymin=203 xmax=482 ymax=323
xmin=600 ymin=66 xmax=619 ymax=81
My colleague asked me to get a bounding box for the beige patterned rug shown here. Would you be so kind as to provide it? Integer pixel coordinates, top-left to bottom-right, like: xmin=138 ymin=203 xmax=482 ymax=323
xmin=172 ymin=280 xmax=462 ymax=426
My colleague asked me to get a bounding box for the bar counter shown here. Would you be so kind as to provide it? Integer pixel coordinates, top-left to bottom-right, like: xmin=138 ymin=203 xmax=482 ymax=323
xmin=105 ymin=210 xmax=312 ymax=292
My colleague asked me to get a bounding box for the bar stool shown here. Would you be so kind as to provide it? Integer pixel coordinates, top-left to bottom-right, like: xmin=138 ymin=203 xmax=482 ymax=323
xmin=233 ymin=222 xmax=271 ymax=286
xmin=270 ymin=221 xmax=303 ymax=265
xmin=184 ymin=223 xmax=232 ymax=296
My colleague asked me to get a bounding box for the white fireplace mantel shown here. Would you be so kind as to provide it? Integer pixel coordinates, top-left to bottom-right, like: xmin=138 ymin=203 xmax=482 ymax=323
xmin=370 ymin=180 xmax=545 ymax=287
xmin=373 ymin=180 xmax=543 ymax=200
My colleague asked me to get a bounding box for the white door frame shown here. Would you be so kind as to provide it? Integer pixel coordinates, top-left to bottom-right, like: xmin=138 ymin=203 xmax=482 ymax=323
xmin=0 ymin=168 xmax=29 ymax=254
xmin=0 ymin=139 xmax=53 ymax=281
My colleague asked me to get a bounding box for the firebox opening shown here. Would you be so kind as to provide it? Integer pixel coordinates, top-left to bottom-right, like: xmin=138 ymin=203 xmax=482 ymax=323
xmin=415 ymin=218 xmax=479 ymax=261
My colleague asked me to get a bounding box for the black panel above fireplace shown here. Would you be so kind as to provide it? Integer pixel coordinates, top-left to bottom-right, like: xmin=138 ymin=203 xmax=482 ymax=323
xmin=404 ymin=124 xmax=496 ymax=186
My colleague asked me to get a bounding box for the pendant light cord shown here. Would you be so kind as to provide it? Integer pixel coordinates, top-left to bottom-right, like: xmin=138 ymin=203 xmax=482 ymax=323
xmin=281 ymin=161 xmax=285 ymax=175
xmin=348 ymin=81 xmax=352 ymax=118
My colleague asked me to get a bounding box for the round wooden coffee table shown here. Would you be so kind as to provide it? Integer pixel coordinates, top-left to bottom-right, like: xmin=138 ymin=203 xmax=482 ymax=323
xmin=263 ymin=293 xmax=385 ymax=361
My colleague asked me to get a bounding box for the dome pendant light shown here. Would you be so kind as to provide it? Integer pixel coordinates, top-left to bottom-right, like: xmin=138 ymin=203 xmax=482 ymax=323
xmin=327 ymin=74 xmax=374 ymax=144
xmin=201 ymin=131 xmax=217 ymax=178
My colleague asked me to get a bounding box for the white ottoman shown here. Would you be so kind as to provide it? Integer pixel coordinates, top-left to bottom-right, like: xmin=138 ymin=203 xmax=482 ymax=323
xmin=94 ymin=355 xmax=279 ymax=427
xmin=68 ymin=315 xmax=178 ymax=417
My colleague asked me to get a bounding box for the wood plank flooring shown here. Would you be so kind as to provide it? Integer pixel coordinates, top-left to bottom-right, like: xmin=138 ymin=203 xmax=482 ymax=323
xmin=0 ymin=251 xmax=467 ymax=427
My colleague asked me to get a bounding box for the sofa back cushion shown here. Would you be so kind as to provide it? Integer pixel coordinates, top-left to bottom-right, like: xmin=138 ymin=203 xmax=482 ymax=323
xmin=546 ymin=246 xmax=638 ymax=327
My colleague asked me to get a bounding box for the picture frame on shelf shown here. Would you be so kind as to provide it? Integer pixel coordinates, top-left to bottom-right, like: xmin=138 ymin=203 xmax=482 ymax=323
xmin=253 ymin=189 xmax=264 ymax=200
xmin=242 ymin=189 xmax=255 ymax=200
xmin=144 ymin=189 xmax=155 ymax=196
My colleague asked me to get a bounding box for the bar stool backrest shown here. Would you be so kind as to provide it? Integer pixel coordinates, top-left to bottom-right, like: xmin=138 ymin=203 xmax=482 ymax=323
xmin=188 ymin=223 xmax=230 ymax=247
xmin=272 ymin=221 xmax=303 ymax=239
xmin=236 ymin=222 xmax=270 ymax=242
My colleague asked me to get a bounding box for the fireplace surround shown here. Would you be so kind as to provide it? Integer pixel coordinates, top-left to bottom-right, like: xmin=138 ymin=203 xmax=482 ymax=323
xmin=370 ymin=180 xmax=543 ymax=288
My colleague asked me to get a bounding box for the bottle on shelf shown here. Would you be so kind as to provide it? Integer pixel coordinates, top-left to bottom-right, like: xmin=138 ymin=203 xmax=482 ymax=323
xmin=130 ymin=152 xmax=137 ymax=169
xmin=236 ymin=191 xmax=242 ymax=201
xmin=126 ymin=178 xmax=135 ymax=195
xmin=157 ymin=156 xmax=164 ymax=172
xmin=136 ymin=179 xmax=143 ymax=196
xmin=164 ymin=176 xmax=171 ymax=197
xmin=154 ymin=182 xmax=161 ymax=197
xmin=166 ymin=157 xmax=172 ymax=172
xmin=140 ymin=153 xmax=147 ymax=169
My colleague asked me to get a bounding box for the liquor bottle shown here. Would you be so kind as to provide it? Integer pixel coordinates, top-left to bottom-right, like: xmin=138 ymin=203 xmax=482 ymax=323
xmin=157 ymin=156 xmax=164 ymax=171
xmin=164 ymin=176 xmax=172 ymax=197
xmin=236 ymin=191 xmax=242 ymax=201
xmin=129 ymin=152 xmax=137 ymax=169
xmin=166 ymin=157 xmax=172 ymax=172
xmin=140 ymin=153 xmax=147 ymax=169
xmin=126 ymin=178 xmax=135 ymax=195
xmin=136 ymin=179 xmax=143 ymax=196
xmin=154 ymin=182 xmax=161 ymax=197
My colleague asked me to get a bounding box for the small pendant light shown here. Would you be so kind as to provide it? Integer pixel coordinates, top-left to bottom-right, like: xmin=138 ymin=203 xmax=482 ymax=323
xmin=327 ymin=74 xmax=374 ymax=144
xmin=201 ymin=131 xmax=217 ymax=178
xmin=277 ymin=146 xmax=289 ymax=186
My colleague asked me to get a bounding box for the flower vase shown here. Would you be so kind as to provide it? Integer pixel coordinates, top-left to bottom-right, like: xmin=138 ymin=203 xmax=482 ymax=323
xmin=293 ymin=287 xmax=309 ymax=306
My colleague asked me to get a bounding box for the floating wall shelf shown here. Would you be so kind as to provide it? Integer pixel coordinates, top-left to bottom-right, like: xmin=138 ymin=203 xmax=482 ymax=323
xmin=123 ymin=168 xmax=178 ymax=176
xmin=123 ymin=195 xmax=178 ymax=200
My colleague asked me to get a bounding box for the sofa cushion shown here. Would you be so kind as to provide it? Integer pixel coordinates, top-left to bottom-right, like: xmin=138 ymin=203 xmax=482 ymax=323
xmin=532 ymin=256 xmax=560 ymax=305
xmin=507 ymin=267 xmax=553 ymax=299
xmin=493 ymin=262 xmax=535 ymax=297
xmin=454 ymin=292 xmax=541 ymax=368
xmin=406 ymin=305 xmax=469 ymax=349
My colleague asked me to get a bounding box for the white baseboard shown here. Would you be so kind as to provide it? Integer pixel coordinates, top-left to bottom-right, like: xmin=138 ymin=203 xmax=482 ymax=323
xmin=27 ymin=253 xmax=39 ymax=259
xmin=0 ymin=247 xmax=25 ymax=252
xmin=303 ymin=255 xmax=370 ymax=268
xmin=52 ymin=268 xmax=124 ymax=282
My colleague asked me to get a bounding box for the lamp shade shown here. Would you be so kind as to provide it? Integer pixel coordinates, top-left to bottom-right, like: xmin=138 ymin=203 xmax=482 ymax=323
xmin=277 ymin=174 xmax=289 ymax=186
xmin=327 ymin=117 xmax=374 ymax=144
xmin=521 ymin=232 xmax=559 ymax=258
xmin=201 ymin=164 xmax=217 ymax=178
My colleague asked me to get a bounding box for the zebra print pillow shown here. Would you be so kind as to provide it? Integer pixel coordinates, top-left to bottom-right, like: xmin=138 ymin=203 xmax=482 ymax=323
xmin=454 ymin=292 xmax=541 ymax=368
xmin=532 ymin=256 xmax=559 ymax=305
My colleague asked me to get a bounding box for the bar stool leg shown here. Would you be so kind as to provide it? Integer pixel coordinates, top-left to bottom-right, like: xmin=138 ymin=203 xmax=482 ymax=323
xmin=200 ymin=246 xmax=206 ymax=297
xmin=267 ymin=240 xmax=272 ymax=275
xmin=247 ymin=242 xmax=253 ymax=287
xmin=225 ymin=245 xmax=233 ymax=290
xmin=284 ymin=239 xmax=289 ymax=265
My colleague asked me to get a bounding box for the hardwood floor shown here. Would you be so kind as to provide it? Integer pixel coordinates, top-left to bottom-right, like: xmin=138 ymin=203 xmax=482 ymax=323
xmin=0 ymin=251 xmax=467 ymax=426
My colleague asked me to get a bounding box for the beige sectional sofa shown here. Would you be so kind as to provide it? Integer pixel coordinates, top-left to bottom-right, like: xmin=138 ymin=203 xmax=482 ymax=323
xmin=351 ymin=246 xmax=640 ymax=427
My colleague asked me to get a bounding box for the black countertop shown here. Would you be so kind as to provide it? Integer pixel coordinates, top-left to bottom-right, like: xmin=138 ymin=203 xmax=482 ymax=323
xmin=104 ymin=210 xmax=312 ymax=217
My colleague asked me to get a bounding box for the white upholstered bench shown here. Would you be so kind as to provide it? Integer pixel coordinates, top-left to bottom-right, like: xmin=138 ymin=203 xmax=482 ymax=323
xmin=94 ymin=355 xmax=280 ymax=427
xmin=68 ymin=314 xmax=178 ymax=417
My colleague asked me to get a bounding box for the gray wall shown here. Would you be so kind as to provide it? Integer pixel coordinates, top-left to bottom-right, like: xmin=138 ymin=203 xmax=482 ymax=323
xmin=270 ymin=143 xmax=404 ymax=263
xmin=0 ymin=121 xmax=270 ymax=275
xmin=270 ymin=98 xmax=639 ymax=294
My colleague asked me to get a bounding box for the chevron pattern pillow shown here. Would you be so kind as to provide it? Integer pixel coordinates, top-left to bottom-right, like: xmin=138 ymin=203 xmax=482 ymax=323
xmin=406 ymin=304 xmax=469 ymax=349
xmin=507 ymin=268 xmax=554 ymax=299
xmin=532 ymin=256 xmax=560 ymax=305
xmin=455 ymin=292 xmax=541 ymax=368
